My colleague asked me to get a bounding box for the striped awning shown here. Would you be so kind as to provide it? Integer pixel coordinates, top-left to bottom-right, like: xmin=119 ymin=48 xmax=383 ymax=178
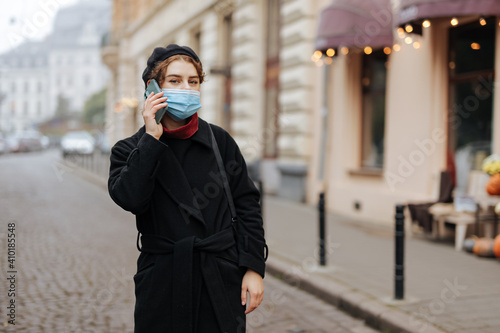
xmin=397 ymin=0 xmax=500 ymax=26
xmin=315 ymin=0 xmax=394 ymax=51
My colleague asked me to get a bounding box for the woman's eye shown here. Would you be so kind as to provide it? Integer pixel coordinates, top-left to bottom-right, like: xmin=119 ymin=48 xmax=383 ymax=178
xmin=190 ymin=81 xmax=199 ymax=85
xmin=170 ymin=80 xmax=179 ymax=84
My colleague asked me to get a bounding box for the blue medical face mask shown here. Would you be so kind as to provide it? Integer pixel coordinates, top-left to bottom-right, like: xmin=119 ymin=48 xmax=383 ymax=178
xmin=161 ymin=89 xmax=201 ymax=122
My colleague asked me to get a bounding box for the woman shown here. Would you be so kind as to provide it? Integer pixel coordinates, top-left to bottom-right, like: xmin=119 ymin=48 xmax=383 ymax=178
xmin=108 ymin=44 xmax=267 ymax=333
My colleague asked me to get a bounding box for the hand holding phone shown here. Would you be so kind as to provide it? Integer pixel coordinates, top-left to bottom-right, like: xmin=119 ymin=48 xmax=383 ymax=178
xmin=143 ymin=79 xmax=168 ymax=139
xmin=144 ymin=79 xmax=169 ymax=124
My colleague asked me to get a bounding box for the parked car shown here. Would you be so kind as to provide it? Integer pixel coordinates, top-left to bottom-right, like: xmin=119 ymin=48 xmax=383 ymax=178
xmin=40 ymin=136 xmax=50 ymax=150
xmin=0 ymin=133 xmax=6 ymax=154
xmin=95 ymin=133 xmax=111 ymax=154
xmin=18 ymin=131 xmax=43 ymax=152
xmin=5 ymin=135 xmax=20 ymax=153
xmin=61 ymin=131 xmax=95 ymax=157
xmin=5 ymin=131 xmax=43 ymax=153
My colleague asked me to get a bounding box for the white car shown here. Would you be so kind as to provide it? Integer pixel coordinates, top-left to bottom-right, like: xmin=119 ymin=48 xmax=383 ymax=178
xmin=0 ymin=133 xmax=6 ymax=154
xmin=61 ymin=131 xmax=95 ymax=157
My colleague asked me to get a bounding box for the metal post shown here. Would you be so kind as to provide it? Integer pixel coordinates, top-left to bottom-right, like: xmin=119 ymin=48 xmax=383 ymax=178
xmin=395 ymin=204 xmax=405 ymax=300
xmin=319 ymin=192 xmax=326 ymax=266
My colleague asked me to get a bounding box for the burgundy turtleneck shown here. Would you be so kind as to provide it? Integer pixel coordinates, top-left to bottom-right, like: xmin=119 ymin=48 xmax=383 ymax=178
xmin=161 ymin=113 xmax=199 ymax=139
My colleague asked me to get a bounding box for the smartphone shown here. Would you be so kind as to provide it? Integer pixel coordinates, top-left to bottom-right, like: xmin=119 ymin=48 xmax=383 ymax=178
xmin=144 ymin=79 xmax=168 ymax=124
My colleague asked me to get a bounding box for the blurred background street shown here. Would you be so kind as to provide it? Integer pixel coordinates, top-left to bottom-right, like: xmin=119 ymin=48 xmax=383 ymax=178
xmin=0 ymin=149 xmax=379 ymax=332
xmin=2 ymin=0 xmax=500 ymax=332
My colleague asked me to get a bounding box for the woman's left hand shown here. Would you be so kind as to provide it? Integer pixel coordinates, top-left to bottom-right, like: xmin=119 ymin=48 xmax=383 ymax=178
xmin=241 ymin=269 xmax=264 ymax=314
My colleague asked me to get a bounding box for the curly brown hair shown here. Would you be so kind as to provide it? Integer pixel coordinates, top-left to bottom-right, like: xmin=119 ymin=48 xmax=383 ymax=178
xmin=148 ymin=55 xmax=205 ymax=87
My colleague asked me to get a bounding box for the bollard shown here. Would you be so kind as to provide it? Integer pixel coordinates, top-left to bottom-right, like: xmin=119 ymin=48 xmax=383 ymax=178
xmin=394 ymin=204 xmax=405 ymax=300
xmin=319 ymin=192 xmax=326 ymax=266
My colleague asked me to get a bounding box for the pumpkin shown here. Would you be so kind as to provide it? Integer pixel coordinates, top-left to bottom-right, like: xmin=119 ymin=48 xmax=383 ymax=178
xmin=473 ymin=238 xmax=495 ymax=257
xmin=486 ymin=174 xmax=500 ymax=195
xmin=493 ymin=235 xmax=500 ymax=259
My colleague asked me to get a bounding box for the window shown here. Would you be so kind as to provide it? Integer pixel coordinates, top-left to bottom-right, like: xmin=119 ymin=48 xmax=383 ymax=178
xmin=263 ymin=0 xmax=281 ymax=158
xmin=192 ymin=30 xmax=201 ymax=57
xmin=361 ymin=50 xmax=387 ymax=169
xmin=220 ymin=14 xmax=233 ymax=132
xmin=448 ymin=18 xmax=495 ymax=182
xmin=24 ymin=101 xmax=29 ymax=115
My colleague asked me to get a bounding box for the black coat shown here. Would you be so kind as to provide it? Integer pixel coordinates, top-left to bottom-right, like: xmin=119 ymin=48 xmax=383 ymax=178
xmin=108 ymin=118 xmax=267 ymax=333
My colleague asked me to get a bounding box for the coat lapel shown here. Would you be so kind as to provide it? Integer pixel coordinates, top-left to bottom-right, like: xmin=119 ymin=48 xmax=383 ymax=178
xmin=154 ymin=119 xmax=213 ymax=227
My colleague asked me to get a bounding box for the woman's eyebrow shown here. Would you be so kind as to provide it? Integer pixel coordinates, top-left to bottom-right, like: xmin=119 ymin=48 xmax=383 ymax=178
xmin=166 ymin=74 xmax=199 ymax=78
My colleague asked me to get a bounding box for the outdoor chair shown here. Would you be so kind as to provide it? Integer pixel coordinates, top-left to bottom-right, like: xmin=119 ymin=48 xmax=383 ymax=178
xmin=429 ymin=170 xmax=497 ymax=251
xmin=407 ymin=170 xmax=454 ymax=236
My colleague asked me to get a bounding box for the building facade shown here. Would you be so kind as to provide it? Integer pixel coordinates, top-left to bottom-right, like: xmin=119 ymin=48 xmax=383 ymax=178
xmin=0 ymin=42 xmax=50 ymax=133
xmin=103 ymin=0 xmax=500 ymax=225
xmin=0 ymin=0 xmax=111 ymax=134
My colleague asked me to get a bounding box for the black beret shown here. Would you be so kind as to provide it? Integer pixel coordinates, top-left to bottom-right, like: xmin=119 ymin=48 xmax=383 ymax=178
xmin=142 ymin=44 xmax=200 ymax=87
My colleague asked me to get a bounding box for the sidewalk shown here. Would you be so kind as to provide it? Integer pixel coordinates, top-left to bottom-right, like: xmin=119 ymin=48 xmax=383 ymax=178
xmin=68 ymin=154 xmax=500 ymax=333
xmin=263 ymin=196 xmax=500 ymax=333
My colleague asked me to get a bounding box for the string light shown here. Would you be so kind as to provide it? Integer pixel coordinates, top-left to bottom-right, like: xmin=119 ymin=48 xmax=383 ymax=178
xmin=364 ymin=46 xmax=373 ymax=55
xmin=471 ymin=42 xmax=481 ymax=50
xmin=313 ymin=50 xmax=323 ymax=59
xmin=383 ymin=47 xmax=392 ymax=55
xmin=413 ymin=41 xmax=421 ymax=49
xmin=422 ymin=20 xmax=431 ymax=28
xmin=479 ymin=17 xmax=487 ymax=26
xmin=405 ymin=36 xmax=413 ymax=44
xmin=451 ymin=17 xmax=459 ymax=26
xmin=326 ymin=48 xmax=335 ymax=57
xmin=397 ymin=27 xmax=405 ymax=38
xmin=311 ymin=55 xmax=318 ymax=62
xmin=340 ymin=47 xmax=349 ymax=55
xmin=324 ymin=57 xmax=333 ymax=65
xmin=405 ymin=24 xmax=413 ymax=33
xmin=393 ymin=44 xmax=401 ymax=52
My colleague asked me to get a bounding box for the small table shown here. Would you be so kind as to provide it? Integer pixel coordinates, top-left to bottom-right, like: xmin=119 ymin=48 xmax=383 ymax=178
xmin=470 ymin=195 xmax=500 ymax=236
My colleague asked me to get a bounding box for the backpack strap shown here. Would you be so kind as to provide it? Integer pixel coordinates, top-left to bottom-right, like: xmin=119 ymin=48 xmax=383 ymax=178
xmin=207 ymin=125 xmax=237 ymax=221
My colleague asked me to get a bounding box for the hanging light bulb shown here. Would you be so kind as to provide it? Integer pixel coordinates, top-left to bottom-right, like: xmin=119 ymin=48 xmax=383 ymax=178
xmin=340 ymin=47 xmax=349 ymax=55
xmin=405 ymin=24 xmax=413 ymax=33
xmin=405 ymin=36 xmax=413 ymax=44
xmin=413 ymin=41 xmax=421 ymax=49
xmin=364 ymin=46 xmax=373 ymax=55
xmin=393 ymin=44 xmax=401 ymax=52
xmin=471 ymin=42 xmax=481 ymax=50
xmin=324 ymin=57 xmax=333 ymax=65
xmin=479 ymin=17 xmax=487 ymax=26
xmin=326 ymin=48 xmax=335 ymax=57
xmin=451 ymin=17 xmax=459 ymax=26
xmin=383 ymin=47 xmax=392 ymax=55
xmin=315 ymin=59 xmax=324 ymax=67
xmin=313 ymin=50 xmax=323 ymax=59
xmin=422 ymin=20 xmax=431 ymax=28
xmin=397 ymin=27 xmax=405 ymax=38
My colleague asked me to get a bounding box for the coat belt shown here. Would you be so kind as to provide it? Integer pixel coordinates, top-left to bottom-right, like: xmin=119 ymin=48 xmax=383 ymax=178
xmin=137 ymin=227 xmax=238 ymax=333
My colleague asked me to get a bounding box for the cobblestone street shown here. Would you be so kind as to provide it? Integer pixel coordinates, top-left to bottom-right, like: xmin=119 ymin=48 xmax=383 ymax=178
xmin=0 ymin=150 xmax=377 ymax=332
